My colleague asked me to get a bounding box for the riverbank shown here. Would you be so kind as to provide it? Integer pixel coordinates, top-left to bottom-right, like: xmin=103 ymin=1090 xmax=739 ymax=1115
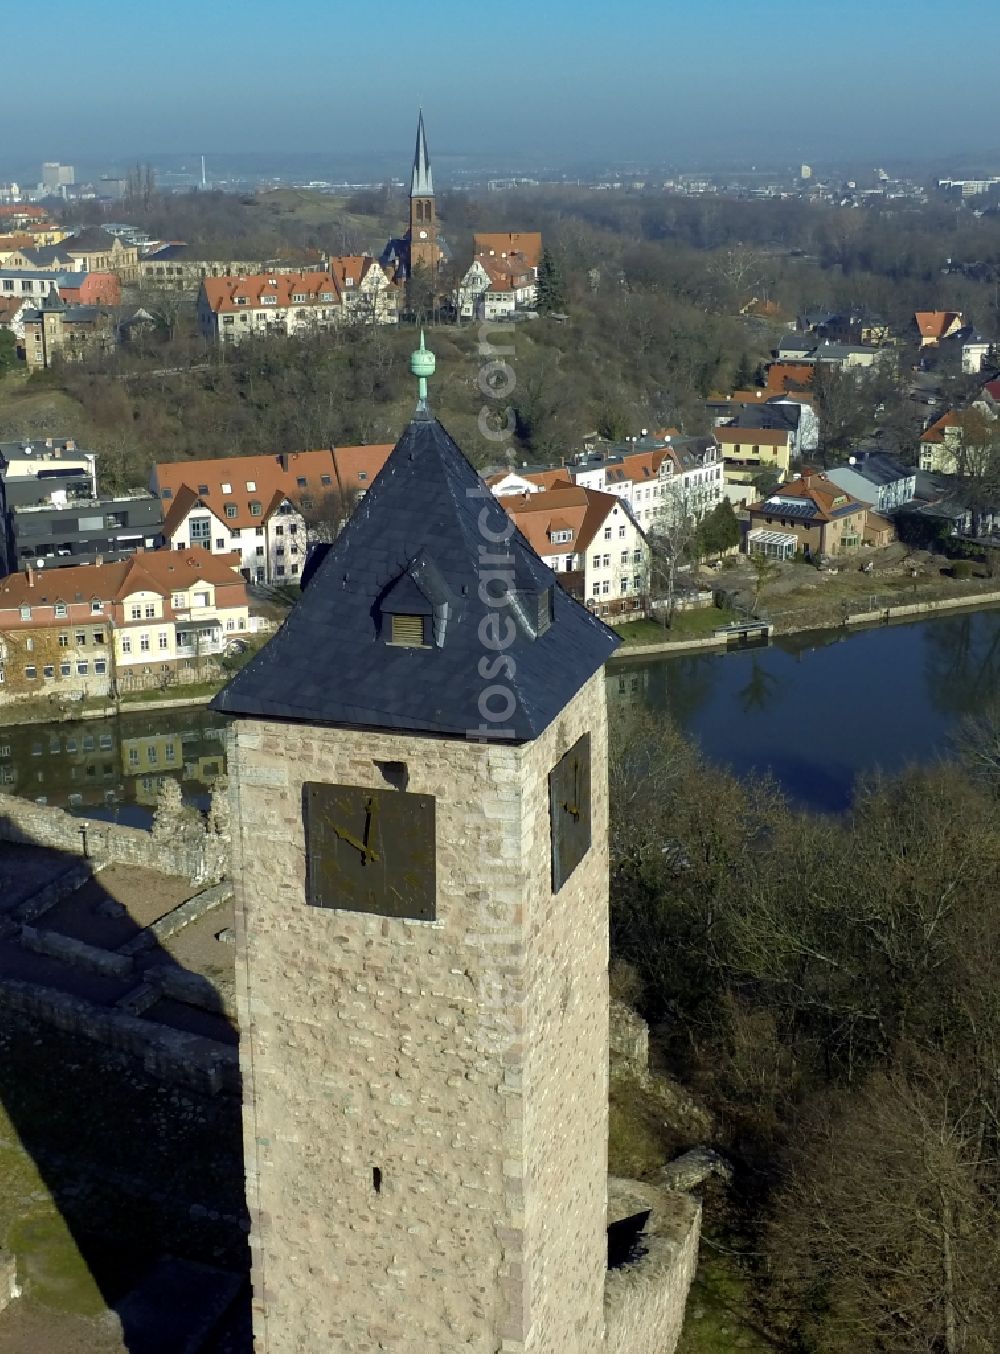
xmin=611 ymin=578 xmax=1000 ymax=660
xmin=0 ymin=685 xmax=223 ymax=728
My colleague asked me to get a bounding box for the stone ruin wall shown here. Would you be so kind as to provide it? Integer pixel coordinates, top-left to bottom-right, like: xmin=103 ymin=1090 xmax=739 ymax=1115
xmin=604 ymin=1185 xmax=701 ymax=1354
xmin=0 ymin=786 xmax=235 ymax=1092
xmin=607 ymin=1000 xmax=704 ymax=1354
xmin=0 ymin=781 xmax=229 ymax=885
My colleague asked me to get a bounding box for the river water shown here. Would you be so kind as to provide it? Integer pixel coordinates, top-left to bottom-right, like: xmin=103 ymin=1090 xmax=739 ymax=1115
xmin=2 ymin=608 xmax=999 ymax=822
xmin=0 ymin=706 xmax=229 ymax=829
xmin=607 ymin=607 xmax=1000 ymax=811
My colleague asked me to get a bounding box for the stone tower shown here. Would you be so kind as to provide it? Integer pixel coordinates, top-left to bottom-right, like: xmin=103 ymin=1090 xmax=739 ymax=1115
xmin=213 ymin=343 xmax=620 ymax=1352
xmin=407 ymin=109 xmax=437 ymax=273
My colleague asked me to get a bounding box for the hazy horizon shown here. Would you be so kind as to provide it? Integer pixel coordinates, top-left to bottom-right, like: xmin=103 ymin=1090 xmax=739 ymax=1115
xmin=8 ymin=0 xmax=1000 ymax=175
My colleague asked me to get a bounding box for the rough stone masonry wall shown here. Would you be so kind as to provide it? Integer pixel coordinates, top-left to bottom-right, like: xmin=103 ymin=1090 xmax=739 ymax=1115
xmin=229 ymin=670 xmax=610 ymax=1354
xmin=0 ymin=787 xmax=228 ymax=885
xmin=604 ymin=1180 xmax=701 ymax=1354
xmin=519 ymin=674 xmax=610 ymax=1353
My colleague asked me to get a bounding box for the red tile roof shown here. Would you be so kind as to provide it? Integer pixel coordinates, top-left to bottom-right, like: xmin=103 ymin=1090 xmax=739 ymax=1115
xmin=201 ymin=271 xmax=341 ymax=314
xmin=327 ymin=255 xmax=389 ymax=292
xmin=474 ymin=232 xmax=543 ymax=268
xmin=154 ymin=450 xmax=337 ymax=530
xmin=749 ymin=472 xmax=865 ymax=524
xmin=915 ymin=310 xmax=963 ymax=340
xmin=0 ymin=205 xmax=46 ymax=220
xmin=920 ymin=410 xmax=963 ymax=443
xmin=481 ymin=258 xmax=536 ymax=291
xmin=118 ymin=550 xmax=245 ymax=600
xmin=501 ymin=484 xmax=622 ymax=556
xmin=0 ymin=551 xmax=244 ymax=613
xmin=154 ymin=447 xmax=394 ymax=530
xmin=329 ymin=444 xmax=394 ymax=495
xmin=765 ymin=362 xmax=815 ymax=393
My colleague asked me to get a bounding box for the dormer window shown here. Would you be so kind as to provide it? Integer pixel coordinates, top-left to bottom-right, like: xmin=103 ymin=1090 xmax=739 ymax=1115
xmin=261 ymin=295 xmax=277 ymax=306
xmin=320 ymin=291 xmax=334 ymax=301
xmin=389 ymin=614 xmax=430 ymax=647
xmin=379 ymin=551 xmax=457 ymax=650
xmin=550 ymin=529 xmax=573 ymax=544
xmin=234 ymin=296 xmax=247 ymax=306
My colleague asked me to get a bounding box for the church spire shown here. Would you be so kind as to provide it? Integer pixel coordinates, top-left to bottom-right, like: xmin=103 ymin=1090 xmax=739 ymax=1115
xmin=410 ymin=109 xmax=433 ymax=198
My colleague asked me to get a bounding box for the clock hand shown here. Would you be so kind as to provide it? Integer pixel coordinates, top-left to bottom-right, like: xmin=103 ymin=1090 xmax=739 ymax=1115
xmin=333 ymin=825 xmax=368 ymax=854
xmin=361 ymin=796 xmax=380 ymax=865
xmin=563 ymin=759 xmax=581 ymax=820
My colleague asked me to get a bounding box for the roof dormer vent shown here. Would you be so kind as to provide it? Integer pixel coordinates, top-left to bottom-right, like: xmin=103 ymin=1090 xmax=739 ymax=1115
xmin=379 ymin=550 xmax=460 ymax=650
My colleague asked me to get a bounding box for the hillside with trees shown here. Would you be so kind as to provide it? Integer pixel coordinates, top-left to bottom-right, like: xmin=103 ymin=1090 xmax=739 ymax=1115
xmin=0 ymin=184 xmax=996 ymax=490
xmin=611 ymin=705 xmax=1000 ymax=1353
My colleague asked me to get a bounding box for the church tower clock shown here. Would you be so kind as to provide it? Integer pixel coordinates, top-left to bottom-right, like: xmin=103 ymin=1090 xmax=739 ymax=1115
xmin=213 ymin=339 xmax=621 ymax=1352
xmin=407 ymin=109 xmax=437 ymax=273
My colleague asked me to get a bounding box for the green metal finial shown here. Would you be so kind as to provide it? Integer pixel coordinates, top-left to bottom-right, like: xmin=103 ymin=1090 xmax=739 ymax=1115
xmin=410 ymin=328 xmax=436 ymax=411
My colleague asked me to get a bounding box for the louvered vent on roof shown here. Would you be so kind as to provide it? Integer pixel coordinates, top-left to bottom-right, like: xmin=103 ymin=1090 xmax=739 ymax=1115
xmin=390 ymin=614 xmax=427 ymax=647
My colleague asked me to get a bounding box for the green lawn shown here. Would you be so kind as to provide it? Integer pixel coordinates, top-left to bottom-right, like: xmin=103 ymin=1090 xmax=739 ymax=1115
xmin=614 ymin=607 xmax=738 ymax=645
xmin=6 ymin=1211 xmax=107 ymax=1317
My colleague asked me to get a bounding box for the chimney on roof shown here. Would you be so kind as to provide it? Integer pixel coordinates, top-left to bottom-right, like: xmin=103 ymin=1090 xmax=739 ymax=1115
xmin=24 ymin=564 xmax=33 ymax=588
xmin=279 ymin=452 xmax=289 ymax=472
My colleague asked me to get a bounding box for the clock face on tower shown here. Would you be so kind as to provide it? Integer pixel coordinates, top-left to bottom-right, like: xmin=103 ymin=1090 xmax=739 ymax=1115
xmin=304 ymin=782 xmax=436 ymax=920
xmin=418 ymin=229 xmax=428 ymax=240
xmin=549 ymin=733 xmax=592 ymax=893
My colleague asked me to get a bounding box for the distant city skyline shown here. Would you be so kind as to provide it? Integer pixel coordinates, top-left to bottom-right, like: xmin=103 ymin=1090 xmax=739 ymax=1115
xmin=8 ymin=0 xmax=1000 ymax=171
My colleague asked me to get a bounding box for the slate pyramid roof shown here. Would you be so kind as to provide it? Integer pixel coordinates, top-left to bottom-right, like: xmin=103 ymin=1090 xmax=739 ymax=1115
xmin=210 ymin=413 xmax=620 ymax=740
xmin=410 ymin=111 xmax=433 ymax=198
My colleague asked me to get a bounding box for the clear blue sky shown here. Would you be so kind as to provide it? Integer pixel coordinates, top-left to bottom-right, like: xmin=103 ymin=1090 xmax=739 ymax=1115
xmin=13 ymin=0 xmax=1000 ymax=169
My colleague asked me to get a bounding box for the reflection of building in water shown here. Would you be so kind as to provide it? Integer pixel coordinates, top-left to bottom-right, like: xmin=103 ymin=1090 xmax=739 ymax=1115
xmin=123 ymin=725 xmax=225 ymax=805
xmin=0 ymin=721 xmax=121 ymax=809
xmin=608 ymin=665 xmax=650 ymax=709
xmin=0 ymin=710 xmax=229 ymax=815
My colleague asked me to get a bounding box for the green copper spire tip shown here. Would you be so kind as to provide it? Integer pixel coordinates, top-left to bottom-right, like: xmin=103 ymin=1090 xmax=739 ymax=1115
xmin=410 ymin=328 xmax=437 ymax=412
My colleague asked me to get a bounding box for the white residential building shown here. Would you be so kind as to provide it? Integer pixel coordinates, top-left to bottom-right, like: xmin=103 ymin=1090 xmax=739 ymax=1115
xmin=198 ymin=259 xmax=397 ymax=345
xmin=496 ymin=481 xmax=651 ymax=620
xmin=152 ymin=446 xmax=395 ymax=584
xmin=491 ymin=436 xmax=724 ymax=533
xmin=454 ymin=258 xmax=537 ymax=320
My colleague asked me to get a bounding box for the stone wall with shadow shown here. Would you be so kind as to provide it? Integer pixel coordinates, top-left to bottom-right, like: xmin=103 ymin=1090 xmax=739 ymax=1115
xmin=0 ymin=819 xmax=250 ymax=1353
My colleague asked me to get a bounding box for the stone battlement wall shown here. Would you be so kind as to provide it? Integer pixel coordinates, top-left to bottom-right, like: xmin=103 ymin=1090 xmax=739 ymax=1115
xmin=0 ymin=784 xmax=228 ymax=885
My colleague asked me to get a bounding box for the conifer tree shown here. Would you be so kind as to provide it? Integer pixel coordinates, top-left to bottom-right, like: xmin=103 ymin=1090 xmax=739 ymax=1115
xmin=535 ymin=248 xmax=565 ymax=314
